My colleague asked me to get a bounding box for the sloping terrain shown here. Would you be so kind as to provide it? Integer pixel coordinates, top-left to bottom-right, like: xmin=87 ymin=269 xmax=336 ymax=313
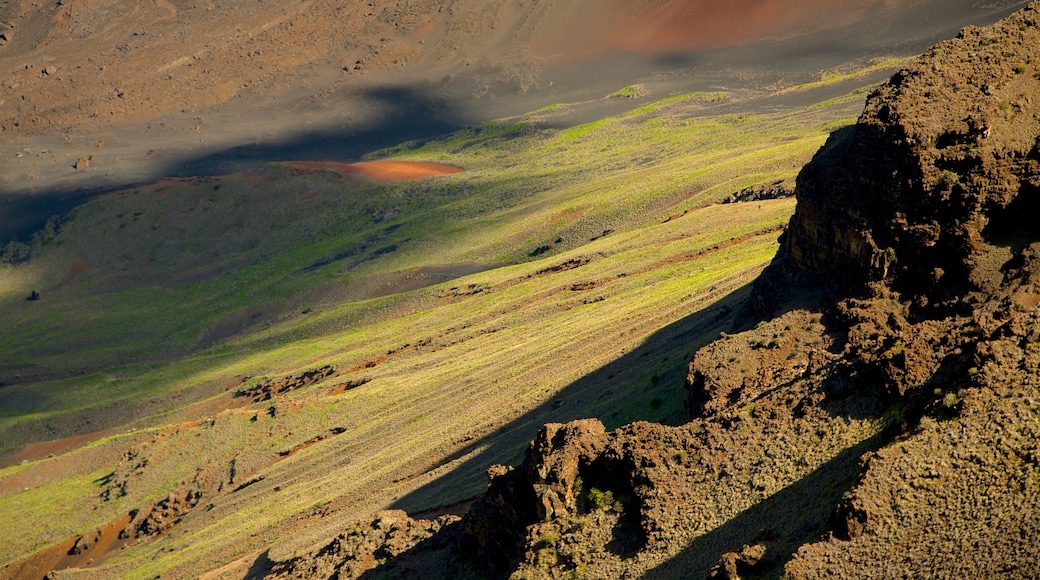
xmin=260 ymin=3 xmax=1040 ymax=578
xmin=0 ymin=0 xmax=939 ymax=135
xmin=1 ymin=1 xmax=1037 ymax=579
xmin=0 ymin=0 xmax=1027 ymax=241
xmin=0 ymin=77 xmax=861 ymax=578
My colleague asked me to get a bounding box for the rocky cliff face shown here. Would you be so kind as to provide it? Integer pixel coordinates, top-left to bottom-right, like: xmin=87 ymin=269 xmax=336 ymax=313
xmin=263 ymin=3 xmax=1040 ymax=578
xmin=771 ymin=4 xmax=1040 ymax=306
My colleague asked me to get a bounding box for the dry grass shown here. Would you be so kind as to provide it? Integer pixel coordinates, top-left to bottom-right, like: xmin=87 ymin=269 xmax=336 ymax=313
xmin=0 ymin=83 xmax=867 ymax=577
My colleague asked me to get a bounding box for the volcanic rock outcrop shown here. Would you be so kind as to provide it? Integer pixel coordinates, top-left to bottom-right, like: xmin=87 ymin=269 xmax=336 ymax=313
xmin=264 ymin=3 xmax=1040 ymax=578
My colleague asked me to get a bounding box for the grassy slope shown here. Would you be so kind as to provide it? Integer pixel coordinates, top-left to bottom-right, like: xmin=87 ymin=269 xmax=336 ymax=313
xmin=0 ymin=85 xmax=864 ymax=576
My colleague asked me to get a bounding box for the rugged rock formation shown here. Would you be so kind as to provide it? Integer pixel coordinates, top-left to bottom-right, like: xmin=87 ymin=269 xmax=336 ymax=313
xmin=768 ymin=3 xmax=1040 ymax=307
xmin=264 ymin=3 xmax=1040 ymax=578
xmin=264 ymin=510 xmax=461 ymax=579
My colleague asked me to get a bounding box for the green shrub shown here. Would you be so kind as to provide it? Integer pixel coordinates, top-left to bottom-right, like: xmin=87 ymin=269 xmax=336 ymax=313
xmin=586 ymin=487 xmax=622 ymax=512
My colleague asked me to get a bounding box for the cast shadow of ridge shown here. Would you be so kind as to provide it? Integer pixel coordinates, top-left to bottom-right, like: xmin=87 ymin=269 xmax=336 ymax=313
xmin=0 ymin=85 xmax=468 ymax=245
xmin=167 ymin=86 xmax=466 ymax=179
xmin=641 ymin=434 xmax=884 ymax=579
xmin=385 ymin=279 xmax=823 ymax=518
xmin=386 ymin=283 xmax=764 ymax=519
xmin=364 ymin=120 xmax=881 ymax=575
xmin=335 ymin=278 xmax=834 ymax=578
xmin=243 ymin=285 xmax=776 ymax=579
xmin=355 ymin=420 xmax=882 ymax=579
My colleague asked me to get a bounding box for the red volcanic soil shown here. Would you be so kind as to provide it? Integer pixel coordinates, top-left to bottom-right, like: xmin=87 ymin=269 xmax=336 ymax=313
xmin=0 ymin=512 xmax=134 ymax=580
xmin=278 ymin=160 xmax=464 ymax=181
xmin=609 ymin=0 xmax=918 ymax=53
xmin=3 ymin=427 xmax=122 ymax=468
xmin=529 ymin=0 xmax=925 ymax=62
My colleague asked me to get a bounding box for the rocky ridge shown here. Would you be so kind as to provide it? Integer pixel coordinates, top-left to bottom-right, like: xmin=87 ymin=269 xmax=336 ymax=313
xmin=265 ymin=3 xmax=1040 ymax=578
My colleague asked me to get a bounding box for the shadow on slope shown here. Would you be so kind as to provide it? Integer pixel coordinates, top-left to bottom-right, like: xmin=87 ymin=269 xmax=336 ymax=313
xmin=9 ymin=0 xmax=1028 ymax=246
xmin=356 ymin=433 xmax=883 ymax=580
xmin=641 ymin=433 xmax=884 ymax=579
xmin=0 ymin=85 xmax=467 ymax=245
xmin=242 ymin=283 xmax=772 ymax=578
xmin=349 ymin=276 xmax=867 ymax=579
xmin=388 ymin=282 xmax=767 ymax=517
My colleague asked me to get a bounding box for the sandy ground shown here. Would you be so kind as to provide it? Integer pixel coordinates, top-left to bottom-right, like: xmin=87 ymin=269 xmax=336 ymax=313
xmin=0 ymin=0 xmax=1030 ymax=243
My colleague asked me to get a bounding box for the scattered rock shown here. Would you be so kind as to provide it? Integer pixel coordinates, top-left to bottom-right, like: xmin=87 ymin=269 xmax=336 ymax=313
xmin=68 ymin=530 xmax=101 ymax=556
xmin=234 ymin=366 xmax=336 ymax=402
xmin=708 ymin=543 xmax=768 ymax=579
xmin=133 ymin=488 xmax=204 ymax=536
xmin=721 ymin=179 xmax=794 ymax=204
xmin=73 ymin=155 xmax=91 ymax=169
xmin=265 ymin=510 xmax=463 ymax=579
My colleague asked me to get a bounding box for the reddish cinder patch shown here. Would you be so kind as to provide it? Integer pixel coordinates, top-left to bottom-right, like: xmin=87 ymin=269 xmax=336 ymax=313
xmin=4 ymin=426 xmax=121 ymax=468
xmin=1 ymin=512 xmax=134 ymax=578
xmin=279 ymin=160 xmax=464 ymax=181
xmin=528 ymin=0 xmax=925 ymax=64
xmin=609 ymin=0 xmax=875 ymax=53
xmin=1 ymin=537 xmax=79 ymax=580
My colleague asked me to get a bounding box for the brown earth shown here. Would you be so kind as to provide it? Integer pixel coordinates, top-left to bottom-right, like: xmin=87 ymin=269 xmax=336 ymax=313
xmin=0 ymin=511 xmax=137 ymax=580
xmin=552 ymin=0 xmax=921 ymax=61
xmin=0 ymin=0 xmax=921 ymax=136
xmin=3 ymin=426 xmax=121 ymax=468
xmin=0 ymin=0 xmax=1028 ymax=242
xmin=263 ymin=3 xmax=1040 ymax=577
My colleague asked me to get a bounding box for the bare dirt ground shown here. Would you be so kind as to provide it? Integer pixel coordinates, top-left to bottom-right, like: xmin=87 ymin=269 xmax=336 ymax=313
xmin=1 ymin=511 xmax=133 ymax=580
xmin=278 ymin=160 xmax=463 ymax=181
xmin=3 ymin=426 xmax=121 ymax=467
xmin=0 ymin=0 xmax=1029 ymax=242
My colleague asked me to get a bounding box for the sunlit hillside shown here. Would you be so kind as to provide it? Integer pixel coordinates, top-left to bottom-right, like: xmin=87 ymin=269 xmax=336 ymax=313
xmin=0 ymin=81 xmax=866 ymax=577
